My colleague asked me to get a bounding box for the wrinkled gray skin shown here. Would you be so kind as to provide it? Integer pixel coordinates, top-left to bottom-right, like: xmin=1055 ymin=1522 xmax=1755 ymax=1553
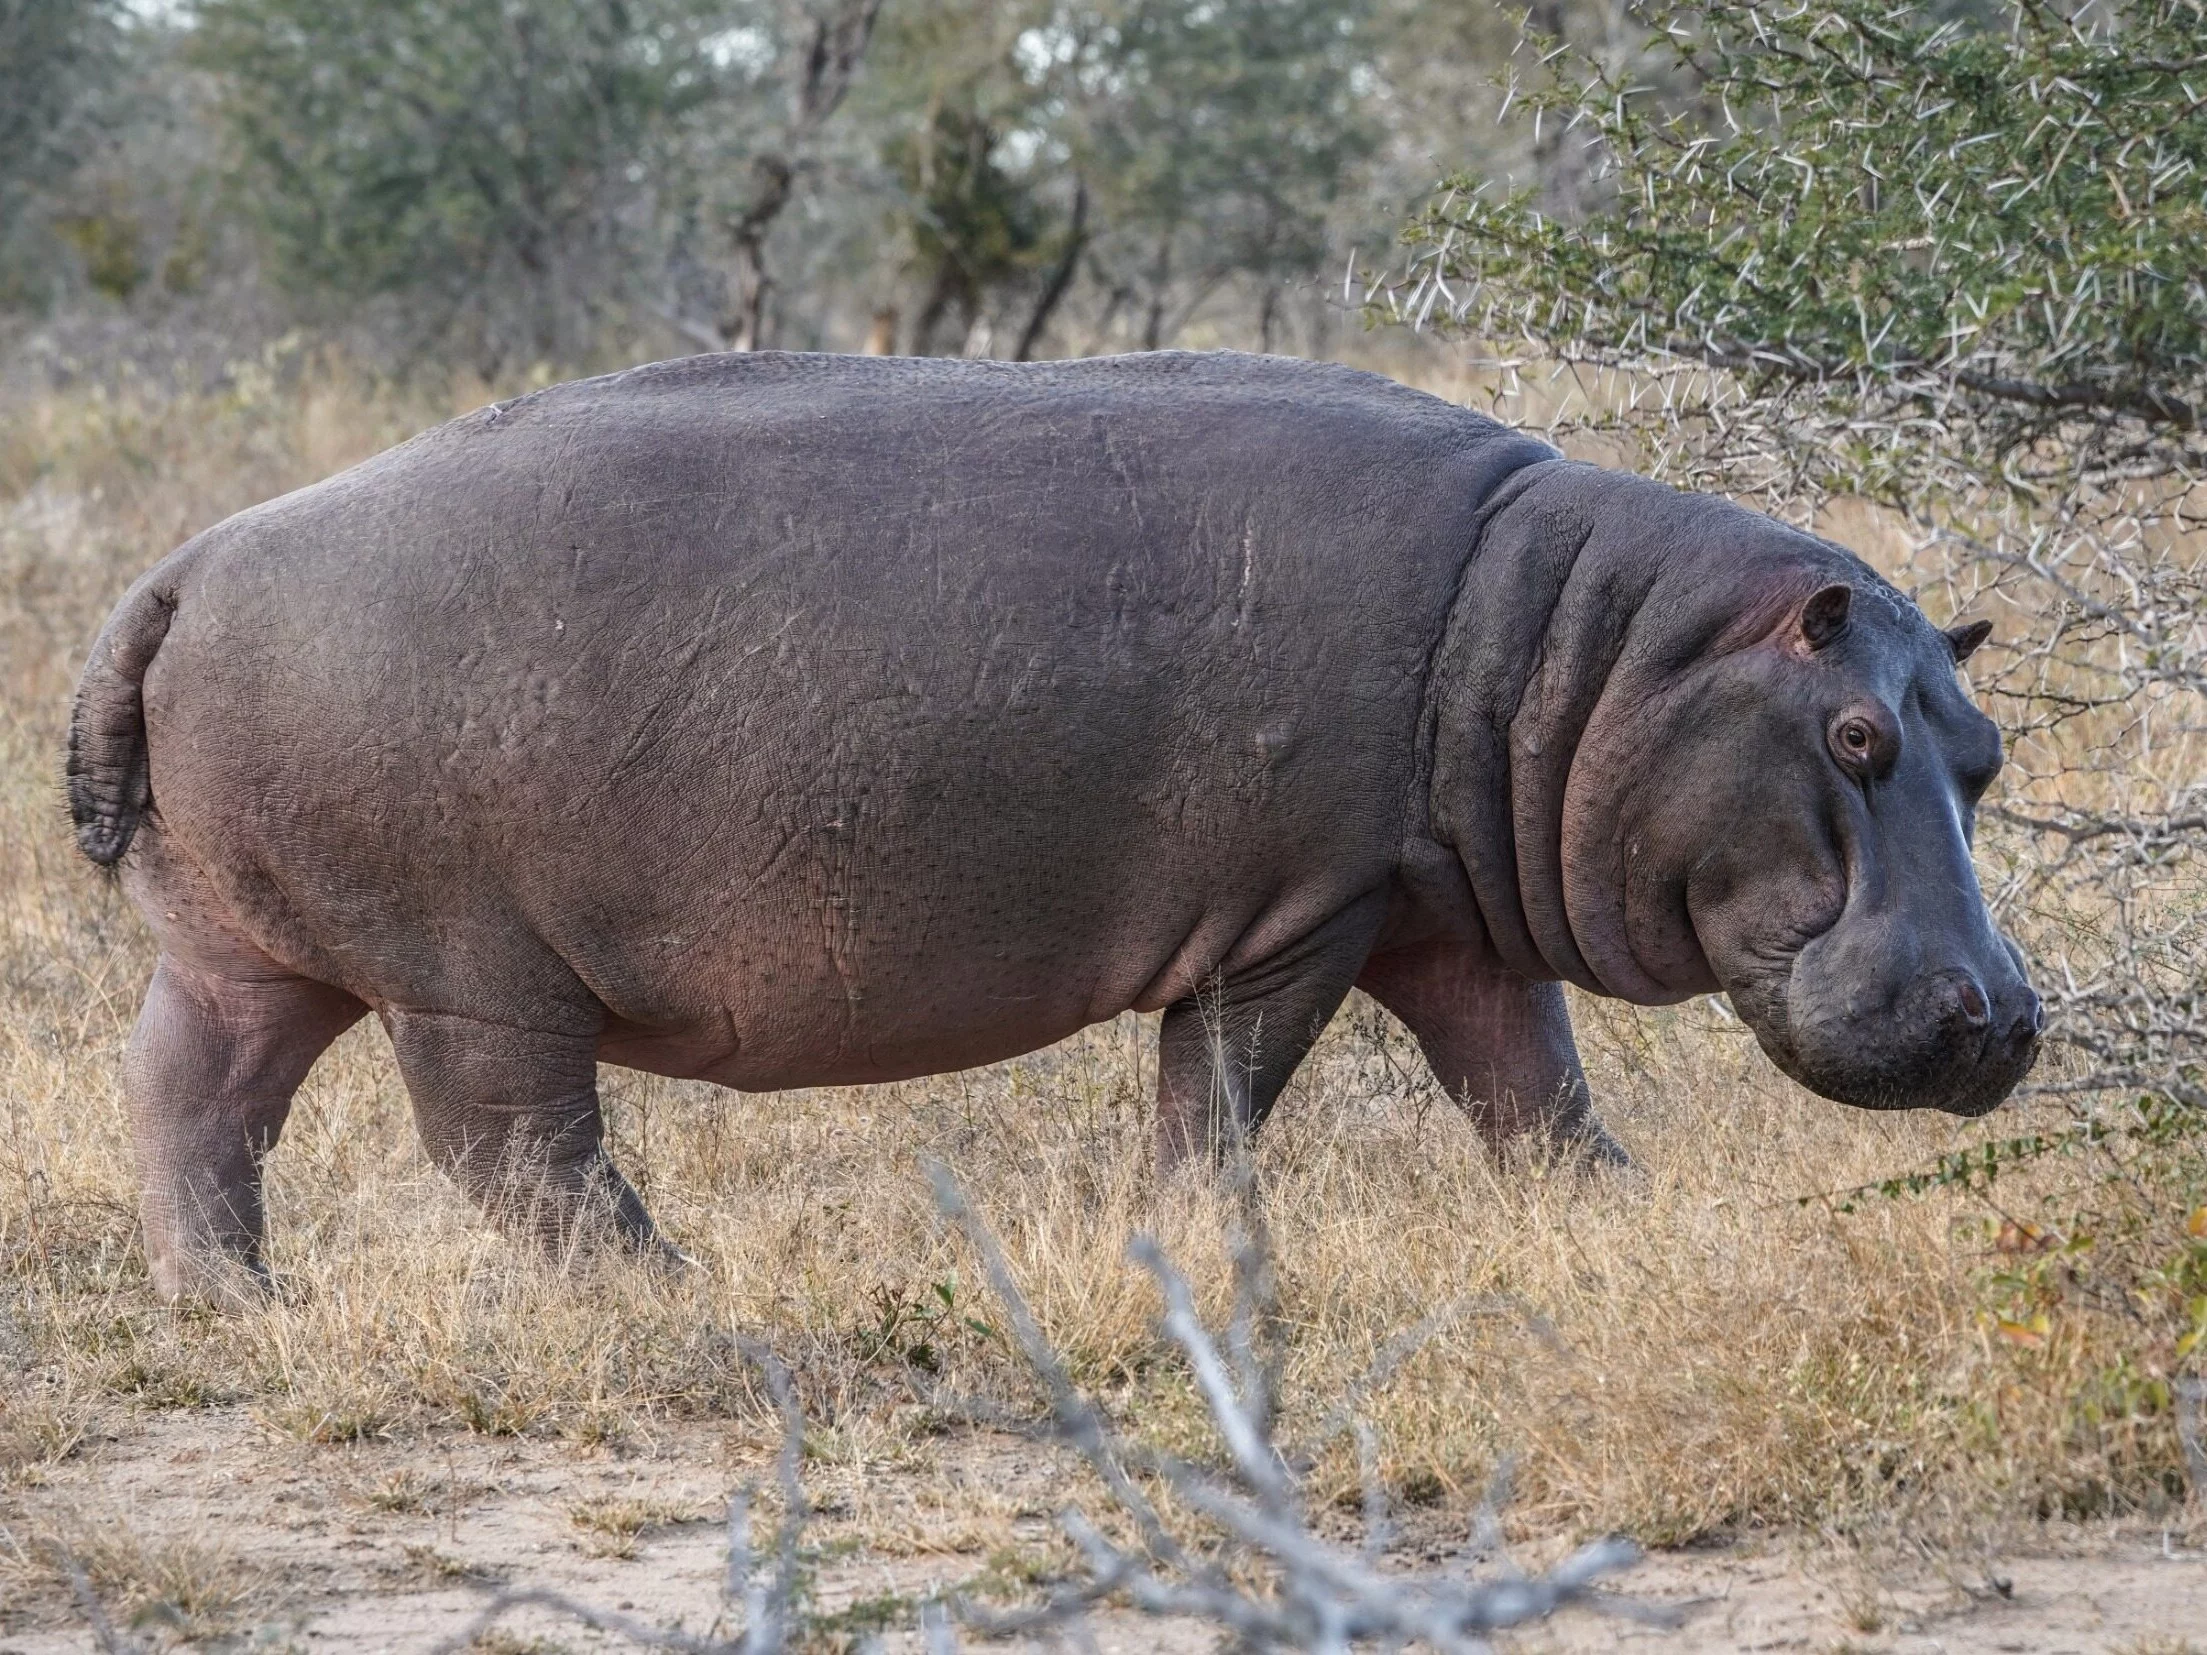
xmin=67 ymin=352 xmax=2041 ymax=1300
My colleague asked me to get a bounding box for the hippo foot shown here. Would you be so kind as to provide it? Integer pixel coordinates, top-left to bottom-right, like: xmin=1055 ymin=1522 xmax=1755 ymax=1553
xmin=638 ymin=1236 xmax=702 ymax=1276
xmin=148 ymin=1245 xmax=275 ymax=1311
xmin=1572 ymin=1123 xmax=1633 ymax=1172
xmin=1492 ymin=1118 xmax=1634 ymax=1182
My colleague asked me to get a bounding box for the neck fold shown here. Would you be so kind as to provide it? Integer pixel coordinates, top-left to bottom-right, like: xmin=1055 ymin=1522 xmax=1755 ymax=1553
xmin=1422 ymin=462 xmax=1752 ymax=1002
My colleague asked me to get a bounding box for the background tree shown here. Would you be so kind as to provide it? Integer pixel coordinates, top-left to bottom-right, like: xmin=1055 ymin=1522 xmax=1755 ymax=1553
xmin=1059 ymin=0 xmax=1383 ymax=352
xmin=0 ymin=0 xmax=124 ymax=306
xmin=1 ymin=0 xmax=1697 ymax=366
xmin=659 ymin=0 xmax=884 ymax=352
xmin=859 ymin=0 xmax=1069 ymax=357
xmin=190 ymin=0 xmax=743 ymax=369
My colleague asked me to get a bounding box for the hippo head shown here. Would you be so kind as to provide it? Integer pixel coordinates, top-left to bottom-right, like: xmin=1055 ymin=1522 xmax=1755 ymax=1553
xmin=1447 ymin=468 xmax=2041 ymax=1119
xmin=1569 ymin=511 xmax=2039 ymax=1115
xmin=1667 ymin=580 xmax=2041 ymax=1115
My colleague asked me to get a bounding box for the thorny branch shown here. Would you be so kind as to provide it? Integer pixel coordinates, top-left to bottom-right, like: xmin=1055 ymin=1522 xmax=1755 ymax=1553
xmin=925 ymin=1158 xmax=1675 ymax=1653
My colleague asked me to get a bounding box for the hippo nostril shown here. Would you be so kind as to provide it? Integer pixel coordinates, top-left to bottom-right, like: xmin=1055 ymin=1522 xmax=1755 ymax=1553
xmin=1914 ymin=971 xmax=1995 ymax=1041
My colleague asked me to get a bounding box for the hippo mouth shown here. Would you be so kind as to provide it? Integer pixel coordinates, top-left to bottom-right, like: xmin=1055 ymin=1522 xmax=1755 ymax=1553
xmin=1734 ymin=961 xmax=2043 ymax=1117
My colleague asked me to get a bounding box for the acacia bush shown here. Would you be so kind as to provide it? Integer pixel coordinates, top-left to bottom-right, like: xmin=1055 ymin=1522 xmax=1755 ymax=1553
xmin=1380 ymin=0 xmax=2207 ymax=1477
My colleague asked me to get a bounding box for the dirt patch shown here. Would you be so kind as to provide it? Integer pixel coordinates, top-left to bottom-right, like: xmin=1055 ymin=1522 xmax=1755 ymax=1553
xmin=2 ymin=1408 xmax=2202 ymax=1653
xmin=1519 ymin=1546 xmax=2207 ymax=1655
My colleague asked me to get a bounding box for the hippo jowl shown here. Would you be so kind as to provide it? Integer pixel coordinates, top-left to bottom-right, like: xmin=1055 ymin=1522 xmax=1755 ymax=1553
xmin=67 ymin=351 xmax=2040 ymax=1298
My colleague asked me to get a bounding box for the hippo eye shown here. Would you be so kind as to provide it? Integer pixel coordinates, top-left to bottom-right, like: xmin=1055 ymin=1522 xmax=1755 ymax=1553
xmin=1830 ymin=714 xmax=1887 ymax=776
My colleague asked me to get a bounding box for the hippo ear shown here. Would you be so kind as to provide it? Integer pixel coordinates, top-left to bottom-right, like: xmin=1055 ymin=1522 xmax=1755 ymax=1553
xmin=1798 ymin=583 xmax=1853 ymax=650
xmin=1945 ymin=618 xmax=1993 ymax=663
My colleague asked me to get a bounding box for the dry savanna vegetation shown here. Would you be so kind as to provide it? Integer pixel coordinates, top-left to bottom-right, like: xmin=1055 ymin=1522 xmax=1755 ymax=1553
xmin=2 ymin=350 xmax=2204 ymax=1649
xmin=2 ymin=0 xmax=2204 ymax=1646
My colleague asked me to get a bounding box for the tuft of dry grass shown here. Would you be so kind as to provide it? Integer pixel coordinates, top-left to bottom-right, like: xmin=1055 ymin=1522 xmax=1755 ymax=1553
xmin=0 ymin=1388 xmax=92 ymax=1489
xmin=568 ymin=1493 xmax=705 ymax=1558
xmin=0 ymin=354 xmax=2197 ymax=1573
xmin=0 ymin=1507 xmax=273 ymax=1639
xmin=471 ymin=1632 xmax=574 ymax=1655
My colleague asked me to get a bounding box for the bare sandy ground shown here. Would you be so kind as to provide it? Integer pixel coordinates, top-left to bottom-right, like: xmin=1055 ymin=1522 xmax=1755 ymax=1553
xmin=3 ymin=1409 xmax=2203 ymax=1653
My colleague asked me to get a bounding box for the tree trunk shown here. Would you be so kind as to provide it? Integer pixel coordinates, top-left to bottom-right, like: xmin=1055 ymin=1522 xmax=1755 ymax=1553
xmin=912 ymin=263 xmax=969 ymax=357
xmin=727 ymin=237 xmax=771 ymax=352
xmin=1141 ymin=230 xmax=1174 ymax=351
xmin=1527 ymin=0 xmax=1592 ymax=220
xmin=711 ymin=0 xmax=883 ymax=352
xmin=1014 ymin=178 xmax=1090 ymax=362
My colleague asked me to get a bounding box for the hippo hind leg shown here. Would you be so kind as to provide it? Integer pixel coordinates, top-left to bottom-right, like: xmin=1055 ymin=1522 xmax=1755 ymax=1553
xmin=381 ymin=1009 xmax=665 ymax=1263
xmin=126 ymin=957 xmax=367 ymax=1301
xmin=1356 ymin=942 xmax=1627 ymax=1168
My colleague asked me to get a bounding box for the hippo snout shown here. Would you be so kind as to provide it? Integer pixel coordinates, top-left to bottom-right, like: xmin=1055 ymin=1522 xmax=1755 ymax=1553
xmin=1760 ymin=944 xmax=2042 ymax=1118
xmin=1905 ymin=967 xmax=2042 ymax=1116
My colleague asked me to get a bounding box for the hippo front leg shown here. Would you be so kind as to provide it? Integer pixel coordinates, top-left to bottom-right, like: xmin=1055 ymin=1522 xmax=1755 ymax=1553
xmin=1156 ymin=891 xmax=1390 ymax=1167
xmin=1356 ymin=942 xmax=1627 ymax=1167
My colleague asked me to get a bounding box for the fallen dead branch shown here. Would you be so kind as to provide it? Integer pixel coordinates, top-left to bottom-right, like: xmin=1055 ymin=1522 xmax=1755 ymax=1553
xmin=107 ymin=1161 xmax=1673 ymax=1655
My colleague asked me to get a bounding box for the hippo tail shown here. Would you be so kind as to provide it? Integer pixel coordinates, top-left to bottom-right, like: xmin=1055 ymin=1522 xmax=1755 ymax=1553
xmin=67 ymin=565 xmax=183 ymax=868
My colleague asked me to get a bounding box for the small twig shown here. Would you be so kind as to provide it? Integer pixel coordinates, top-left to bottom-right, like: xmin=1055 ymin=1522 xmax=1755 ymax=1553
xmin=936 ymin=1162 xmax=1671 ymax=1650
xmin=434 ymin=1584 xmax=731 ymax=1655
xmin=733 ymin=1338 xmax=808 ymax=1653
xmin=64 ymin=1558 xmax=151 ymax=1655
xmin=2177 ymin=1378 xmax=2207 ymax=1502
xmin=1129 ymin=1234 xmax=1293 ymax=1511
xmin=924 ymin=1157 xmax=1192 ymax=1572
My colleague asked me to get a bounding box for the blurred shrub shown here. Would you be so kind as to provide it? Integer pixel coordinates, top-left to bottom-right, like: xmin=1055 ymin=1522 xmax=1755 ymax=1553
xmin=0 ymin=0 xmax=125 ymax=306
xmin=187 ymin=0 xmax=748 ymax=370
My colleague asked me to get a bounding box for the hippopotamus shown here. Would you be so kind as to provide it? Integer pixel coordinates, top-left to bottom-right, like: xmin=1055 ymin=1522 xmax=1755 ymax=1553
xmin=67 ymin=351 xmax=2040 ymax=1299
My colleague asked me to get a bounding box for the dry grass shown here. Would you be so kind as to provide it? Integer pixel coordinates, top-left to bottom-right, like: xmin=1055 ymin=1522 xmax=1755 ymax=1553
xmin=0 ymin=351 xmax=2197 ymax=1579
xmin=568 ymin=1494 xmax=707 ymax=1559
xmin=0 ymin=1505 xmax=273 ymax=1639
